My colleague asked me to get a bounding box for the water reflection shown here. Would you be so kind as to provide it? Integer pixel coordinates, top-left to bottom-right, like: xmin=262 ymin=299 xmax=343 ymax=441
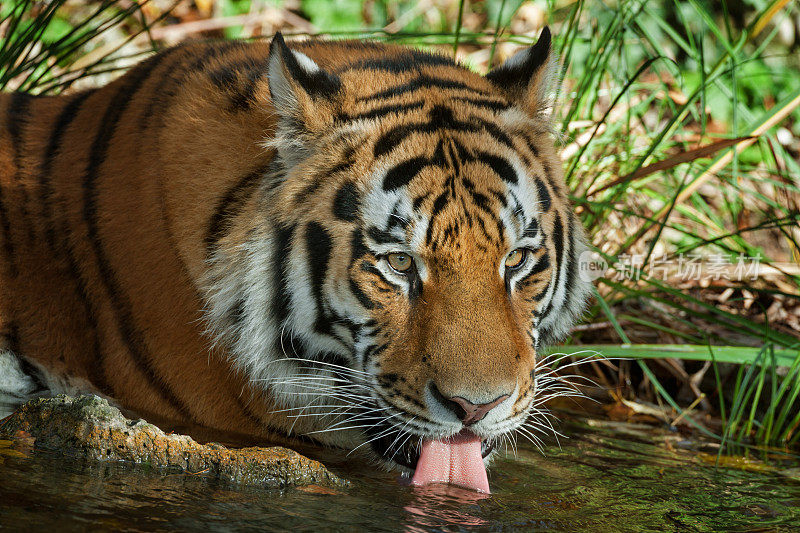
xmin=402 ymin=484 xmax=490 ymax=531
xmin=2 ymin=417 xmax=800 ymax=531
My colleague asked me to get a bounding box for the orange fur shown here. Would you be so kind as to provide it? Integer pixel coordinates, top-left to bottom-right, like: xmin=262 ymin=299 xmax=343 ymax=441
xmin=0 ymin=34 xmax=590 ymax=461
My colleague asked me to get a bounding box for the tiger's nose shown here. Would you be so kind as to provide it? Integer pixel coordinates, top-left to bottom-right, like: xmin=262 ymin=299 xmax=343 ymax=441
xmin=431 ymin=384 xmax=510 ymax=425
xmin=449 ymin=395 xmax=510 ymax=425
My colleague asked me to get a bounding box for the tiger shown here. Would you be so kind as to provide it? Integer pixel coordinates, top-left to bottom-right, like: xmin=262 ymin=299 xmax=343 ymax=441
xmin=0 ymin=28 xmax=591 ymax=492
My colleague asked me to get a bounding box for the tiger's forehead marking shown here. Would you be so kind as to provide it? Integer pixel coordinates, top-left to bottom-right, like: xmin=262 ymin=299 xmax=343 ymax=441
xmin=355 ymin=105 xmax=544 ymax=264
xmin=279 ymin=45 xmax=562 ymax=284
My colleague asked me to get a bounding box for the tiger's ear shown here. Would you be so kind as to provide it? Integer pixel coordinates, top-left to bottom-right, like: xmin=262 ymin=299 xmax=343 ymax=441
xmin=485 ymin=27 xmax=555 ymax=115
xmin=268 ymin=32 xmax=342 ymax=137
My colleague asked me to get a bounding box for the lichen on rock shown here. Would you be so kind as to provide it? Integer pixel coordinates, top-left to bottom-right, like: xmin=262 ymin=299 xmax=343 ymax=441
xmin=0 ymin=394 xmax=348 ymax=490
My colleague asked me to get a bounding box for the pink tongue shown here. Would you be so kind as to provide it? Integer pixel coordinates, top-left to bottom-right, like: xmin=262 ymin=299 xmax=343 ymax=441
xmin=410 ymin=431 xmax=490 ymax=493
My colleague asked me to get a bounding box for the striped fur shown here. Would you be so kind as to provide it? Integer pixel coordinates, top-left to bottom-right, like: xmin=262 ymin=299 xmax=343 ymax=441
xmin=0 ymin=30 xmax=591 ymax=468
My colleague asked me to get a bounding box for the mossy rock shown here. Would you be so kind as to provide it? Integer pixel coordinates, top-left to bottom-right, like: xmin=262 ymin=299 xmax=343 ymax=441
xmin=0 ymin=394 xmax=348 ymax=490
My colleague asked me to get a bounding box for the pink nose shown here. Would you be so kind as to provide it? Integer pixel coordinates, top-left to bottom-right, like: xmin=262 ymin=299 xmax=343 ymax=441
xmin=448 ymin=395 xmax=509 ymax=425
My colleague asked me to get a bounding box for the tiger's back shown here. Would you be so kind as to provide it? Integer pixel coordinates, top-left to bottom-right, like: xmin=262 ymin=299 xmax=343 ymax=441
xmin=0 ymin=33 xmax=592 ymax=480
xmin=0 ymin=40 xmax=314 ymax=432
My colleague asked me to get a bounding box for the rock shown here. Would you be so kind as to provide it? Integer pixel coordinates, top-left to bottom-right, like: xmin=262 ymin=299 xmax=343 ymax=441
xmin=0 ymin=394 xmax=348 ymax=490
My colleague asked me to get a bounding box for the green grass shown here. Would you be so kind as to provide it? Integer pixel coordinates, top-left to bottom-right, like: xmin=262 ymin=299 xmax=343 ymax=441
xmin=2 ymin=0 xmax=799 ymax=453
xmin=544 ymin=0 xmax=800 ymax=453
xmin=0 ymin=0 xmax=164 ymax=93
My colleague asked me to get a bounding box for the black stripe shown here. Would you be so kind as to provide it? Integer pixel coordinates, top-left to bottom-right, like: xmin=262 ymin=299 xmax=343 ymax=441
xmin=523 ymin=218 xmax=539 ymax=239
xmin=412 ymin=192 xmax=430 ymax=211
xmin=208 ymin=61 xmax=238 ymax=88
xmin=366 ymin=225 xmax=403 ymax=246
xmin=40 ymin=91 xmax=93 ymax=253
xmin=278 ymin=330 xmax=308 ymax=359
xmin=348 ymin=229 xmax=378 ymax=310
xmin=6 ymin=93 xmax=35 ymax=176
xmin=209 ymin=55 xmax=272 ymax=111
xmin=332 ymin=181 xmax=361 ymax=222
xmin=274 ymin=333 xmax=348 ymax=371
xmin=524 ymin=133 xmax=540 ymax=157
xmin=563 ymin=215 xmax=580 ymax=314
xmin=467 ymin=189 xmax=492 ymax=214
xmin=305 ymin=221 xmax=334 ymax=336
xmin=294 ymin=149 xmax=355 ymax=205
xmin=539 ymin=158 xmax=564 ymax=199
xmin=430 ymin=190 xmax=449 ymax=219
xmin=339 ymin=100 xmax=425 ymax=122
xmin=340 ymin=52 xmax=456 ymax=75
xmin=495 ymin=217 xmax=507 ymax=244
xmin=489 ymin=188 xmax=508 ymax=208
xmin=140 ymin=42 xmax=242 ymax=130
xmin=478 ymin=120 xmax=515 ymax=149
xmin=34 ymin=90 xmax=112 ymax=394
xmin=234 ymin=394 xmax=270 ymax=429
xmin=82 ymin=49 xmax=194 ymax=421
xmin=374 ymin=123 xmax=430 ymax=158
xmin=59 ymin=229 xmax=113 ymax=397
xmin=542 ymin=213 xmax=573 ymax=346
xmin=7 ymin=90 xmax=34 ymax=208
xmin=450 ymin=95 xmax=510 ymax=112
xmin=539 ymin=213 xmax=564 ymax=323
xmin=408 ymin=268 xmax=422 ymax=301
xmin=0 ymin=183 xmax=17 ymax=277
xmin=373 ymin=112 xmax=513 ymax=159
xmin=386 ymin=203 xmax=410 ymax=232
xmin=529 ymin=289 xmax=548 ymax=302
xmin=534 ymin=176 xmax=552 ymax=212
xmin=517 ymin=252 xmax=551 ymax=291
xmin=205 ymin=163 xmax=269 ymax=254
xmin=271 ymin=224 xmax=295 ymax=327
xmin=529 ymin=252 xmax=551 ymax=277
xmin=364 ymin=342 xmax=389 ymax=360
xmin=479 ymin=152 xmax=517 ymax=184
xmin=508 ymin=191 xmax=524 ymax=217
xmin=359 ymin=75 xmax=490 ymax=103
xmin=382 ymin=156 xmax=429 ymax=191
xmin=15 ymin=356 xmax=47 ymax=395
xmin=472 ymin=213 xmax=495 ymax=246
xmin=7 ymin=94 xmax=36 ymax=237
xmin=5 ymin=322 xmax=20 ymax=353
xmin=361 ymin=262 xmax=402 ymax=293
xmin=349 ymin=277 xmax=377 ymax=310
xmin=441 ymin=221 xmax=458 ymax=246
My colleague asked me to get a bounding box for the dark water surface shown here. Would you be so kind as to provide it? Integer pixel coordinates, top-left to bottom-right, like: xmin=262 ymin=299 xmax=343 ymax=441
xmin=2 ymin=417 xmax=800 ymax=532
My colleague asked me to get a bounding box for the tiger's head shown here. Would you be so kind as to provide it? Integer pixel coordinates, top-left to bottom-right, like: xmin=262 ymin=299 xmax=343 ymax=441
xmin=203 ymin=30 xmax=592 ymax=475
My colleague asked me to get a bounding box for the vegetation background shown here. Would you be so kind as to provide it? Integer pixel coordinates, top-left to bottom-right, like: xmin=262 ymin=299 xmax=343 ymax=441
xmin=2 ymin=0 xmax=799 ymax=456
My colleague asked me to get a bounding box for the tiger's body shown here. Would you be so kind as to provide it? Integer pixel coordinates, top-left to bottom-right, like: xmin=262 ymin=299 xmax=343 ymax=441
xmin=0 ymin=31 xmax=591 ymax=476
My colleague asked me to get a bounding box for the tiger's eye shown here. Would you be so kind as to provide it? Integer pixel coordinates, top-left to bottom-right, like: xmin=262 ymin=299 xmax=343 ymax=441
xmin=387 ymin=252 xmax=413 ymax=273
xmin=505 ymin=249 xmax=527 ymax=269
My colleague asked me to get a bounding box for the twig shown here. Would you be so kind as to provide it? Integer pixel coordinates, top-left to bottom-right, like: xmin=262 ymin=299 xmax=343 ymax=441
xmin=671 ymin=393 xmax=707 ymax=426
xmin=150 ymin=7 xmax=314 ymax=42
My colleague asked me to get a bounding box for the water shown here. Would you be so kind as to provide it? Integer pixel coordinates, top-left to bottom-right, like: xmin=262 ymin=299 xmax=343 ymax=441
xmin=2 ymin=416 xmax=800 ymax=532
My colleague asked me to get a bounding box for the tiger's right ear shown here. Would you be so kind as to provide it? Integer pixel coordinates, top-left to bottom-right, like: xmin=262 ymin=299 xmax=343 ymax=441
xmin=267 ymin=32 xmax=342 ymax=136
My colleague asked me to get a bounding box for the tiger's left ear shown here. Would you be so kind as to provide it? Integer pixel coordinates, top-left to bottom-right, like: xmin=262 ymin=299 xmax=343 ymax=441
xmin=485 ymin=27 xmax=555 ymax=116
xmin=268 ymin=32 xmax=342 ymax=137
